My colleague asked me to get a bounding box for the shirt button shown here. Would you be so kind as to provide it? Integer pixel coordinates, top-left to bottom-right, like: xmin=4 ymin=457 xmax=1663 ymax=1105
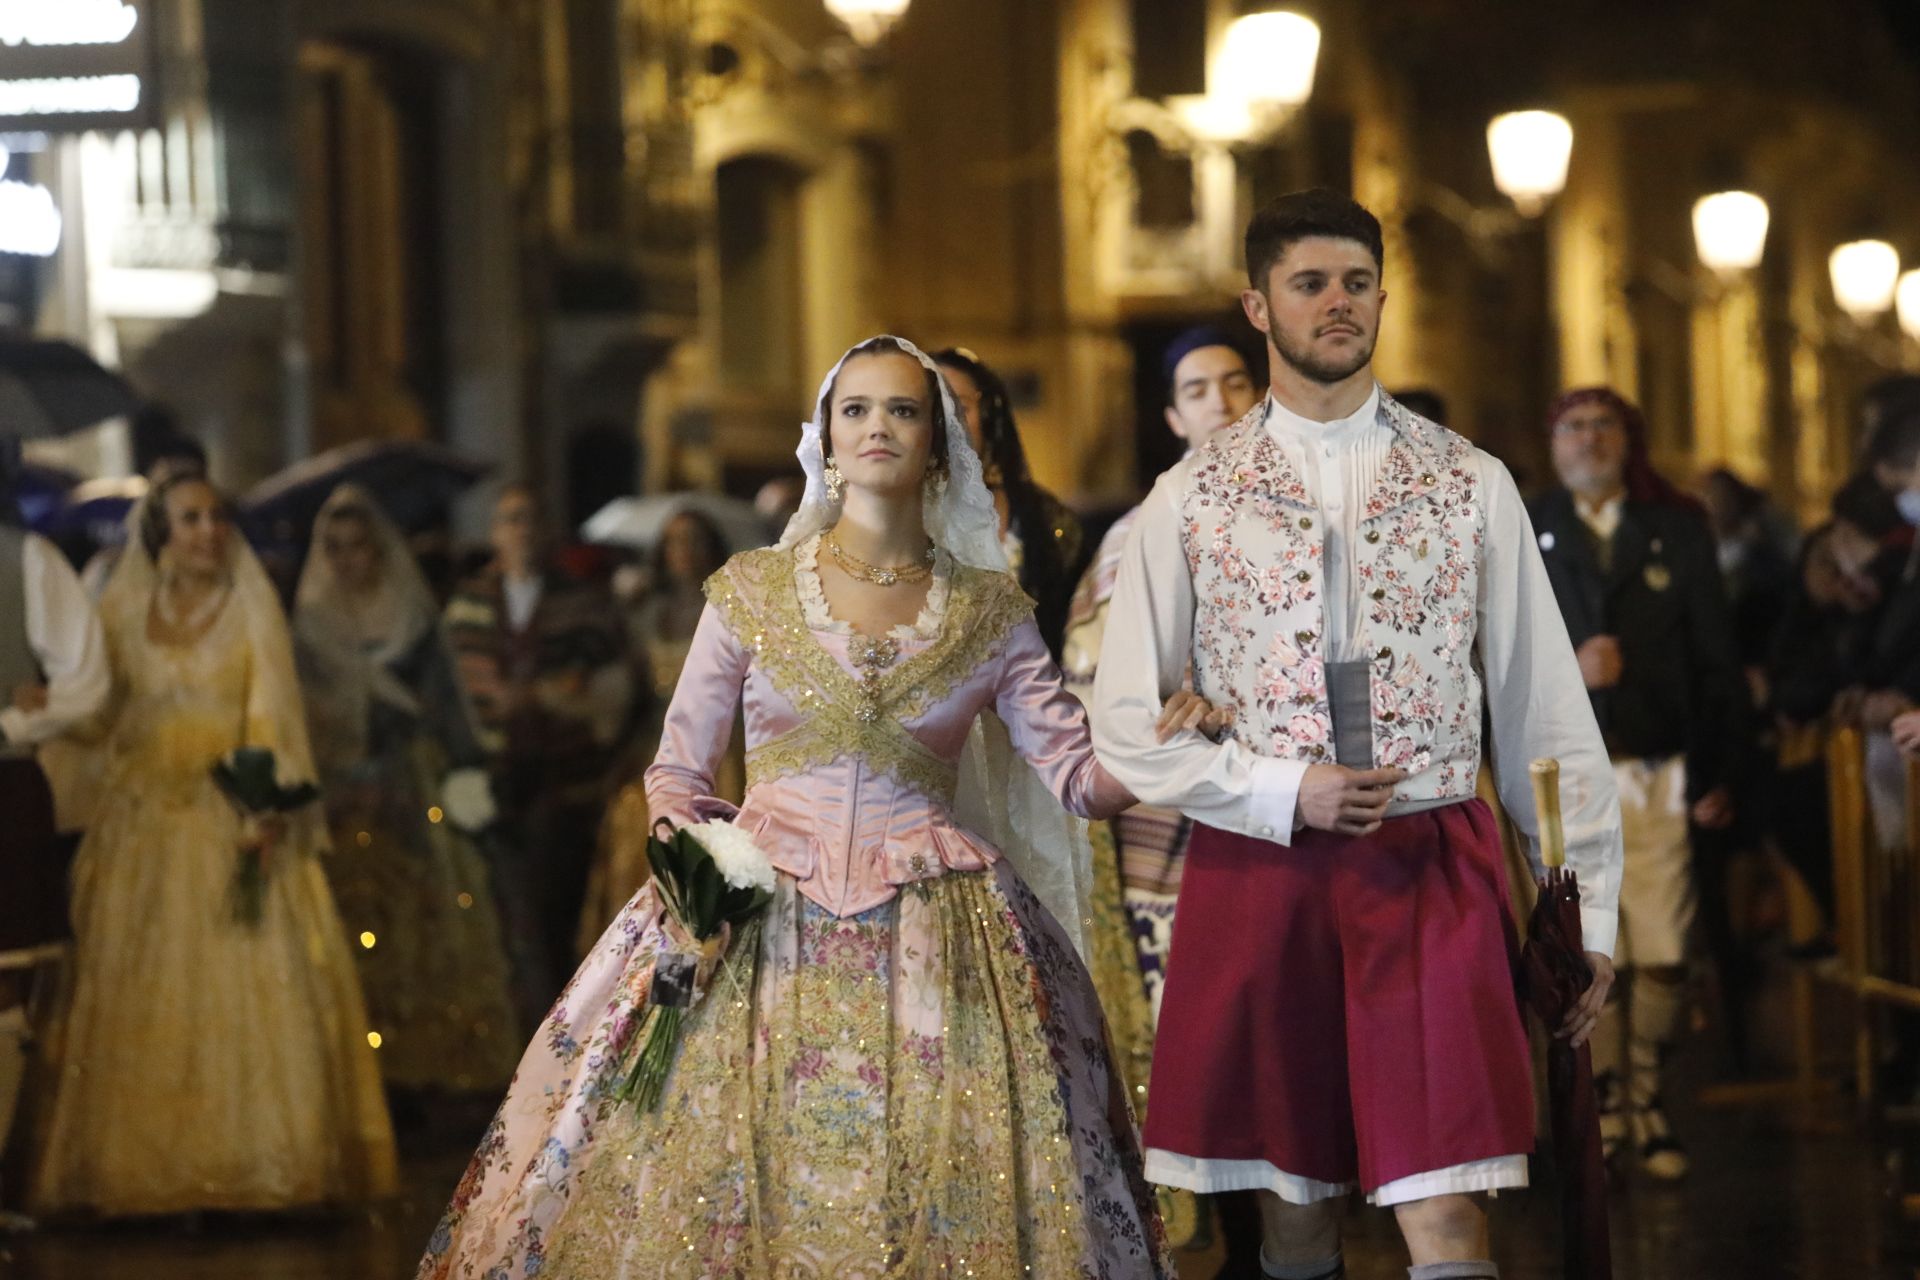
xmin=1260 ymin=825 xmax=1275 ymax=837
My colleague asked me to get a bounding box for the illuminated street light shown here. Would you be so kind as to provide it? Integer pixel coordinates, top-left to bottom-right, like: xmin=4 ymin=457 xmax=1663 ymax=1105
xmin=1212 ymin=11 xmax=1321 ymax=113
xmin=822 ymin=0 xmax=909 ymax=45
xmin=1829 ymin=239 xmax=1900 ymax=320
xmin=1897 ymin=269 xmax=1920 ymax=341
xmin=0 ymin=180 xmax=61 ymax=256
xmin=1486 ymin=110 xmax=1572 ymax=217
xmin=1691 ymin=191 xmax=1769 ymax=275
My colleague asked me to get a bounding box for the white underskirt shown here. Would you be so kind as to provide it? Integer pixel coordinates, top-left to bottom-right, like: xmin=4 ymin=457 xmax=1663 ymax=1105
xmin=1143 ymin=1150 xmax=1529 ymax=1207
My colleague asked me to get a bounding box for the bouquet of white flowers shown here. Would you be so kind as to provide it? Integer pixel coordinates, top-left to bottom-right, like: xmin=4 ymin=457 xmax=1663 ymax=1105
xmin=616 ymin=818 xmax=775 ymax=1111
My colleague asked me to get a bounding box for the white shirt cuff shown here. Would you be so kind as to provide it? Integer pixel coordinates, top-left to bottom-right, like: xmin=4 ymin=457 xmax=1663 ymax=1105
xmin=1580 ymin=905 xmax=1618 ymax=960
xmin=1244 ymin=756 xmax=1308 ymax=845
xmin=0 ymin=707 xmax=27 ymax=746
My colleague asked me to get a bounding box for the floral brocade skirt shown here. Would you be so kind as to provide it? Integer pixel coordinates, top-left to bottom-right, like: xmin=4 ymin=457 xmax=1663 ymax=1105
xmin=418 ymin=860 xmax=1173 ymax=1280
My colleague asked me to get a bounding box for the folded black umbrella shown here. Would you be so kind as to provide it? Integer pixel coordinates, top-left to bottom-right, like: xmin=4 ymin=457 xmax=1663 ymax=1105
xmin=0 ymin=339 xmax=142 ymax=439
xmin=240 ymin=438 xmax=492 ymax=539
xmin=1521 ymin=759 xmax=1612 ymax=1280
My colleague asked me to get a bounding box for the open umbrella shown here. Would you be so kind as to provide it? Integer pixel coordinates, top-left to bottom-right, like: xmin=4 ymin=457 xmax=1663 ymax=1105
xmin=7 ymin=460 xmax=80 ymax=529
xmin=50 ymin=476 xmax=147 ymax=546
xmin=240 ymin=439 xmax=491 ymax=540
xmin=0 ymin=339 xmax=142 ymax=438
xmin=1521 ymin=759 xmax=1612 ymax=1280
xmin=580 ymin=492 xmax=768 ymax=556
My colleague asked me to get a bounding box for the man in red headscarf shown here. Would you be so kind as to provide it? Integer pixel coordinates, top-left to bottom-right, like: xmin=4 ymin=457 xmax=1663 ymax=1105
xmin=1529 ymin=387 xmax=1748 ymax=1182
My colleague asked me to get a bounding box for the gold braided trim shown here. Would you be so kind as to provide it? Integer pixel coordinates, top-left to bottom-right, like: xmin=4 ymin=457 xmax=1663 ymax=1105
xmin=706 ymin=549 xmax=1034 ymax=801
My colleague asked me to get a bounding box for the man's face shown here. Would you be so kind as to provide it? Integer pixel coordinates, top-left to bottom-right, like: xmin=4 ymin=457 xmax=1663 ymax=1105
xmin=1240 ymin=236 xmax=1384 ymax=386
xmin=1873 ymin=456 xmax=1920 ymax=499
xmin=490 ymin=489 xmax=539 ymax=564
xmin=1165 ymin=346 xmax=1258 ymax=451
xmin=1550 ymin=403 xmax=1629 ymax=498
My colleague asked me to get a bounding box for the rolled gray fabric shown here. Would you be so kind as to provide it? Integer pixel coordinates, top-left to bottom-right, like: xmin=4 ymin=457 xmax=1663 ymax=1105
xmin=1326 ymin=659 xmax=1374 ymax=770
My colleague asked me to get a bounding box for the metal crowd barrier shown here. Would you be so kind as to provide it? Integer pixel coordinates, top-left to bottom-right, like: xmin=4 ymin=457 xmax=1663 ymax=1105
xmin=1824 ymin=726 xmax=1920 ymax=1108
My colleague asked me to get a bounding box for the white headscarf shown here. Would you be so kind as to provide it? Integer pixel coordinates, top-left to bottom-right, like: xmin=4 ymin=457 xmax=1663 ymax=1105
xmin=293 ymin=485 xmax=441 ymax=773
xmin=786 ymin=336 xmax=1098 ymax=958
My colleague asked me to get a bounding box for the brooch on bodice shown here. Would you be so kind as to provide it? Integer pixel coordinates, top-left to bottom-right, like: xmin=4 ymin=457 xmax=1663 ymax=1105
xmin=850 ymin=634 xmax=902 ymax=723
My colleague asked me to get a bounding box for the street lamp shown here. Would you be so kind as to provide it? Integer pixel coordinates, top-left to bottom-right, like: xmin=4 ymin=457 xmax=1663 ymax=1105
xmin=1211 ymin=11 xmax=1321 ymax=115
xmin=1486 ymin=110 xmax=1572 ymax=216
xmin=822 ymin=0 xmax=909 ymax=45
xmin=1691 ymin=191 xmax=1769 ymax=275
xmin=1829 ymin=239 xmax=1900 ymax=320
xmin=1897 ymin=270 xmax=1920 ymax=341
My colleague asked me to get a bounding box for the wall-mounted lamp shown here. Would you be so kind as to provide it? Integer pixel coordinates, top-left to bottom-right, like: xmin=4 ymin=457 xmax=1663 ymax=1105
xmin=1897 ymin=269 xmax=1920 ymax=341
xmin=1830 ymin=239 xmax=1900 ymax=320
xmin=1486 ymin=110 xmax=1572 ymax=217
xmin=822 ymin=0 xmax=909 ymax=46
xmin=1691 ymin=191 xmax=1769 ymax=275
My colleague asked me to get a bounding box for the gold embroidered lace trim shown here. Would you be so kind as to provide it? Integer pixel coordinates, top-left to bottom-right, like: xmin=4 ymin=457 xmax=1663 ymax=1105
xmin=706 ymin=548 xmax=1034 ymax=805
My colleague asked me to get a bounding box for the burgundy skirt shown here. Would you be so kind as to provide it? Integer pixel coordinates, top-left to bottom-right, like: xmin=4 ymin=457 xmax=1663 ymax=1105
xmin=1142 ymin=799 xmax=1533 ymax=1196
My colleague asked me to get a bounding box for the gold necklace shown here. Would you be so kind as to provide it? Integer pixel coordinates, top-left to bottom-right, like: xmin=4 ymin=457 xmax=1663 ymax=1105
xmin=823 ymin=532 xmax=935 ymax=587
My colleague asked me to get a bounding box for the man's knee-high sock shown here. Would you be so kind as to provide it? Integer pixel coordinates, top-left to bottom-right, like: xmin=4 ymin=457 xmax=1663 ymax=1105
xmin=1407 ymin=1262 xmax=1499 ymax=1279
xmin=1263 ymin=1250 xmax=1344 ymax=1278
xmin=1628 ymin=971 xmax=1686 ymax=1110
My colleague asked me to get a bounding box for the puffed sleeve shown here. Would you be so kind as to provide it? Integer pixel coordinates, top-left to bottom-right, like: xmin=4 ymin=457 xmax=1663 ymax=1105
xmin=994 ymin=615 xmax=1134 ymax=820
xmin=642 ymin=603 xmax=749 ymax=827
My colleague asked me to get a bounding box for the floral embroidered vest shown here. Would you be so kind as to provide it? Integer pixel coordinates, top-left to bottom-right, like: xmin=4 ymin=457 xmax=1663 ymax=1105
xmin=1179 ymin=392 xmax=1487 ymax=801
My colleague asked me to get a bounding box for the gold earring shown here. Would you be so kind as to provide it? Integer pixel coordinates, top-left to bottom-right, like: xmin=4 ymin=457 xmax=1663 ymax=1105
xmin=824 ymin=461 xmax=845 ymax=502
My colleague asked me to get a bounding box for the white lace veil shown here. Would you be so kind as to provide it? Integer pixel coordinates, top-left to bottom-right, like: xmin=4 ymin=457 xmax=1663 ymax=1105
xmin=292 ymin=484 xmax=441 ymax=773
xmin=780 ymin=336 xmax=1098 ymax=959
xmin=101 ymin=486 xmax=322 ymax=793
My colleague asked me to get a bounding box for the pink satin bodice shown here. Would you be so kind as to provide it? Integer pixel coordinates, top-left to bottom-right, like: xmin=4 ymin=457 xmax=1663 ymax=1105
xmin=644 ymin=546 xmax=1130 ymax=918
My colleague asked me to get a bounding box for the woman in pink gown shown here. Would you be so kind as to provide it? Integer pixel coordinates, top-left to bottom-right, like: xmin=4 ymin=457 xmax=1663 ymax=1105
xmin=419 ymin=337 xmax=1187 ymax=1279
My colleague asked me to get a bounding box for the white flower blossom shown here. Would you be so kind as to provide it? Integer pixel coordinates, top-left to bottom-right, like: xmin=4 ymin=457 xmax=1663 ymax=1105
xmin=686 ymin=820 xmax=776 ymax=893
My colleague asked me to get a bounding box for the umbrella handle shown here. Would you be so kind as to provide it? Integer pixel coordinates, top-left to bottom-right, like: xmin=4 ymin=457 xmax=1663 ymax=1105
xmin=1529 ymin=757 xmax=1567 ymax=870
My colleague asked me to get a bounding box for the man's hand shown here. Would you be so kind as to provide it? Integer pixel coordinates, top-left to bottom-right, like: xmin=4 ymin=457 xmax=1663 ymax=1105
xmin=1559 ymin=951 xmax=1615 ymax=1047
xmin=1893 ymin=709 xmax=1920 ymax=758
xmin=11 ymin=682 xmax=48 ymax=714
xmin=1296 ymin=763 xmax=1408 ymax=837
xmin=1690 ymin=787 xmax=1735 ymax=830
xmin=1574 ymin=636 xmax=1623 ymax=690
xmin=1156 ymin=690 xmax=1235 ymax=742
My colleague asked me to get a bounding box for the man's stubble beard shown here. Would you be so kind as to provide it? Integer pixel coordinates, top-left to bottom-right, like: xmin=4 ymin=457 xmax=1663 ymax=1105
xmin=1269 ymin=316 xmax=1375 ymax=386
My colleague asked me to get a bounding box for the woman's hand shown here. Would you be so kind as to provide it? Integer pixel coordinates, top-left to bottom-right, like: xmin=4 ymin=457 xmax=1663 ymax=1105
xmin=1155 ymin=690 xmax=1236 ymax=742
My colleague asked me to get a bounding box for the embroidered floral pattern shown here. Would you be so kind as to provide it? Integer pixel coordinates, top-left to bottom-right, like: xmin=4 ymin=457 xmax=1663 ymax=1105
xmin=416 ymin=866 xmax=1172 ymax=1280
xmin=1181 ymin=395 xmax=1487 ymax=794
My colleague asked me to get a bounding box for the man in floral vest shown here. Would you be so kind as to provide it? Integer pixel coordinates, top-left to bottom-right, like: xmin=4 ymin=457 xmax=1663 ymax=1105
xmin=1093 ymin=188 xmax=1624 ymax=1280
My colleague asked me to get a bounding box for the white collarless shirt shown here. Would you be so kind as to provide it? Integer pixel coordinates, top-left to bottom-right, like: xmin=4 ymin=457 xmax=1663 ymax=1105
xmin=1263 ymin=387 xmax=1387 ymax=662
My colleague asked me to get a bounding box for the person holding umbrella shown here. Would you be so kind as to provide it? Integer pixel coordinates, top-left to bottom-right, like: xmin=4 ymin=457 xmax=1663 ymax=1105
xmin=1092 ymin=189 xmax=1621 ymax=1280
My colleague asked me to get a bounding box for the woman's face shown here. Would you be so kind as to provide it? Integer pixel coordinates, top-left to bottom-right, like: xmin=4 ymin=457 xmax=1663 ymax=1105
xmin=661 ymin=512 xmax=717 ymax=587
xmin=935 ymin=360 xmax=986 ymax=459
xmin=827 ymin=352 xmax=937 ymax=500
xmin=163 ymin=478 xmax=229 ymax=577
xmin=321 ymin=512 xmax=383 ymax=593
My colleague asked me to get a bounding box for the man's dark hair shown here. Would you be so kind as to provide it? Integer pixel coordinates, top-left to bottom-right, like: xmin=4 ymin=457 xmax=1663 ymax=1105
xmin=132 ymin=403 xmax=207 ymax=479
xmin=1864 ymin=402 xmax=1920 ymax=472
xmin=1245 ymin=188 xmax=1384 ymax=292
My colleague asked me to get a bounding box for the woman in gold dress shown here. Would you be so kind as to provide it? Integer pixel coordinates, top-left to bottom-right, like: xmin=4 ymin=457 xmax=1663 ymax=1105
xmin=30 ymin=475 xmax=396 ymax=1216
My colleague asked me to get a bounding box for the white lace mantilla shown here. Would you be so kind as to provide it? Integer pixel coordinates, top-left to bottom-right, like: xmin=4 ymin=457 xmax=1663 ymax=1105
xmin=793 ymin=534 xmax=952 ymax=642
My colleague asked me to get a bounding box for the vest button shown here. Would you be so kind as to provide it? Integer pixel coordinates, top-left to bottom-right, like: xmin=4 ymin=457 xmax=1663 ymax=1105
xmin=1371 ymin=587 xmax=1386 ymax=601
xmin=1364 ymin=530 xmax=1381 ymax=544
xmin=1297 ymin=571 xmax=1311 ymax=583
xmin=1299 ymin=517 xmax=1313 ymax=530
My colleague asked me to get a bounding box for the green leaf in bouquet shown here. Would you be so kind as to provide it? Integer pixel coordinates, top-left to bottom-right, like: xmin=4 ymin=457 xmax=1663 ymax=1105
xmin=210 ymin=746 xmax=321 ymax=813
